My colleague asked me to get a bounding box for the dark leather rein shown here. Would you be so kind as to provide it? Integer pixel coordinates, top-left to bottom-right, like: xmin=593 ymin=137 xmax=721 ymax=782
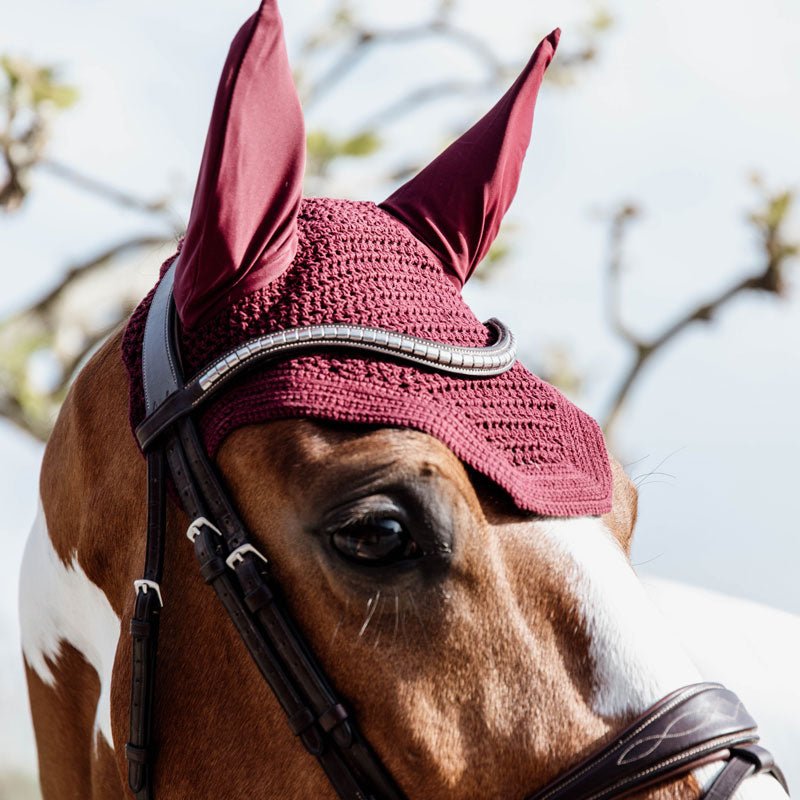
xmin=126 ymin=260 xmax=789 ymax=800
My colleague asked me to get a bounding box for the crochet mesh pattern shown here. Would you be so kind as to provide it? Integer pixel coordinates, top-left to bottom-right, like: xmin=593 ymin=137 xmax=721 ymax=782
xmin=122 ymin=198 xmax=611 ymax=516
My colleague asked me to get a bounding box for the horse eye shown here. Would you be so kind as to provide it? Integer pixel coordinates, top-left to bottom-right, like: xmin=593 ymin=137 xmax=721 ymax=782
xmin=330 ymin=518 xmax=419 ymax=565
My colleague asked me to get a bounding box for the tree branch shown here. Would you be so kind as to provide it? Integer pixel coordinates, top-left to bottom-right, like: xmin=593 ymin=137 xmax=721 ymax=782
xmin=359 ymin=78 xmax=494 ymax=128
xmin=41 ymin=158 xmax=177 ymax=221
xmin=24 ymin=234 xmax=174 ymax=319
xmin=604 ymin=203 xmax=641 ymax=346
xmin=58 ymin=315 xmax=132 ymax=393
xmin=601 ymin=189 xmax=797 ymax=439
xmin=0 ymin=391 xmax=50 ymax=443
xmin=302 ymin=18 xmax=504 ymax=109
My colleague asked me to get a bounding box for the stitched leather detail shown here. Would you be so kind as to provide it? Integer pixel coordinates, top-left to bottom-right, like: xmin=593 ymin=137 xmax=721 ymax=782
xmin=320 ymin=704 xmax=350 ymax=733
xmin=618 ymin=696 xmax=746 ymax=765
xmin=125 ymin=744 xmax=148 ymax=764
xmin=244 ymin=583 xmax=274 ymax=613
xmin=199 ymin=555 xmax=227 ymax=585
xmin=525 ymin=685 xmax=789 ymax=800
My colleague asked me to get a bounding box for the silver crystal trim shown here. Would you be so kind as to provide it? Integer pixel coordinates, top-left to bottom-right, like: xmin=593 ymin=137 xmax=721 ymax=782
xmin=190 ymin=318 xmax=516 ymax=399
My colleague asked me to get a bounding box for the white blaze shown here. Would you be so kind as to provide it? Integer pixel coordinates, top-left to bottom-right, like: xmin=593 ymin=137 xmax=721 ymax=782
xmin=19 ymin=499 xmax=120 ymax=748
xmin=539 ymin=516 xmax=702 ymax=716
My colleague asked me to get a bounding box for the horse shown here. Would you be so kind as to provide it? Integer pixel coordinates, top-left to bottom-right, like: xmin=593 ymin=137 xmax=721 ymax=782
xmin=18 ymin=2 xmax=792 ymax=799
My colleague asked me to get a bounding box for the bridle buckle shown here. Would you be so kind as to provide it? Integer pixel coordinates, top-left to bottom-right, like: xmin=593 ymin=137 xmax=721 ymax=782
xmin=226 ymin=543 xmax=269 ymax=570
xmin=133 ymin=579 xmax=163 ymax=607
xmin=186 ymin=516 xmax=223 ymax=542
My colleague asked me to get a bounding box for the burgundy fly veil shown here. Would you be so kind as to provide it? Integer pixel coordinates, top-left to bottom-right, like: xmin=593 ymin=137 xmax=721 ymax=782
xmin=122 ymin=1 xmax=612 ymax=516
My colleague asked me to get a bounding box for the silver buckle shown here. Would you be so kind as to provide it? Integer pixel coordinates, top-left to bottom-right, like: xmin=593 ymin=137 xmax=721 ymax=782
xmin=225 ymin=543 xmax=269 ymax=570
xmin=134 ymin=579 xmax=163 ymax=607
xmin=186 ymin=516 xmax=223 ymax=543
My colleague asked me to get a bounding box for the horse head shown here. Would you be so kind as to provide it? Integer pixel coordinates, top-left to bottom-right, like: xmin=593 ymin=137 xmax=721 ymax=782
xmin=20 ymin=2 xmax=789 ymax=799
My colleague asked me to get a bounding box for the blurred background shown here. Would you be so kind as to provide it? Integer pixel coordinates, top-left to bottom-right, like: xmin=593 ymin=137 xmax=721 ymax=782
xmin=2 ymin=0 xmax=799 ymax=796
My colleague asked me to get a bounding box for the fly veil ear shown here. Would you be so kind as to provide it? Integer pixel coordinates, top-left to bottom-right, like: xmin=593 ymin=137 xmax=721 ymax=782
xmin=121 ymin=13 xmax=614 ymax=519
xmin=175 ymin=10 xmax=557 ymax=324
xmin=380 ymin=29 xmax=559 ymax=288
xmin=174 ymin=0 xmax=305 ymax=330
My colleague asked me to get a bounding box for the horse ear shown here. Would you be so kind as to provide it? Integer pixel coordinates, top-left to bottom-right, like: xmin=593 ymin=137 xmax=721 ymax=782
xmin=174 ymin=0 xmax=305 ymax=329
xmin=379 ymin=29 xmax=559 ymax=289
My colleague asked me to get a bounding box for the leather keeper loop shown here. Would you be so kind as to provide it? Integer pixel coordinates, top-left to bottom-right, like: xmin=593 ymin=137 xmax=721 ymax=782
xmin=319 ymin=703 xmax=349 ymax=733
xmin=130 ymin=619 xmax=151 ymax=639
xmin=128 ymin=767 xmax=145 ymax=795
xmin=200 ymin=555 xmax=227 ymax=585
xmin=244 ymin=583 xmax=274 ymax=613
xmin=287 ymin=706 xmax=315 ymax=736
xmin=733 ymin=744 xmax=774 ymax=770
xmin=299 ymin=725 xmax=325 ymax=757
xmin=125 ymin=743 xmax=148 ymax=764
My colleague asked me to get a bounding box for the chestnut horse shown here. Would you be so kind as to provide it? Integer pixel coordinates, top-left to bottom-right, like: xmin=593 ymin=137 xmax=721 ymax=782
xmin=19 ymin=329 xmax=792 ymax=799
xmin=17 ymin=1 xmax=792 ymax=798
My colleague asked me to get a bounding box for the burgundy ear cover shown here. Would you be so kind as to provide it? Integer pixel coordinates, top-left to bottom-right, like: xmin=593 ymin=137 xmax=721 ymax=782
xmin=380 ymin=29 xmax=559 ymax=288
xmin=124 ymin=15 xmax=613 ymax=518
xmin=123 ymin=199 xmax=613 ymax=518
xmin=174 ymin=0 xmax=305 ymax=330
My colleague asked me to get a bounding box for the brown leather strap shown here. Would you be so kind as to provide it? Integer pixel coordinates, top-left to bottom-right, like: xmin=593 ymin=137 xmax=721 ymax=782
xmin=126 ymin=448 xmax=167 ymax=798
xmin=526 ymin=684 xmax=763 ymax=800
xmin=704 ymin=744 xmax=789 ymax=800
xmin=166 ymin=431 xmax=393 ymax=800
xmin=126 ymin=262 xmax=182 ymax=799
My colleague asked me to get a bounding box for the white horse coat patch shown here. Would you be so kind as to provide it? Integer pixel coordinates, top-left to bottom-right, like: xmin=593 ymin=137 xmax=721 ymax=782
xmin=19 ymin=499 xmax=120 ymax=748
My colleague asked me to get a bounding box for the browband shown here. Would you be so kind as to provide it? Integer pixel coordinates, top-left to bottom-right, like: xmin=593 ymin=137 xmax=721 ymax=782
xmin=135 ymin=261 xmax=517 ymax=451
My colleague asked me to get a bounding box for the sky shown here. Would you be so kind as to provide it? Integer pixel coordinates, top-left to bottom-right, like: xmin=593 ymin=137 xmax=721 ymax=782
xmin=1 ymin=0 xmax=799 ymax=785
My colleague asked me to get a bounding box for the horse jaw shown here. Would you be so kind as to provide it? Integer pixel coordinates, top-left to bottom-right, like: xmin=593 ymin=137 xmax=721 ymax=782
xmin=19 ymin=497 xmax=120 ymax=749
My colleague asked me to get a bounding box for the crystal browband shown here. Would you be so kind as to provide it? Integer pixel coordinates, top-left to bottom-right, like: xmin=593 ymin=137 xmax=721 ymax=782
xmin=136 ymin=312 xmax=517 ymax=451
xmin=199 ymin=318 xmax=516 ymax=391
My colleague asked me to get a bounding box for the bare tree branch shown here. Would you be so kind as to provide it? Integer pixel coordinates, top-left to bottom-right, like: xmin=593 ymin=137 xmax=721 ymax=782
xmin=41 ymin=158 xmax=179 ymax=222
xmin=360 ymin=78 xmax=495 ymax=128
xmin=24 ymin=234 xmax=174 ymax=320
xmin=302 ymin=18 xmax=504 ymax=109
xmin=0 ymin=391 xmax=50 ymax=443
xmin=604 ymin=203 xmax=640 ymax=346
xmin=601 ymin=188 xmax=797 ymax=439
xmin=58 ymin=316 xmax=132 ymax=393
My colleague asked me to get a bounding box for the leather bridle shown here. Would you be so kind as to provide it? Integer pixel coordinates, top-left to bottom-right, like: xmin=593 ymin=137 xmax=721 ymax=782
xmin=126 ymin=259 xmax=789 ymax=800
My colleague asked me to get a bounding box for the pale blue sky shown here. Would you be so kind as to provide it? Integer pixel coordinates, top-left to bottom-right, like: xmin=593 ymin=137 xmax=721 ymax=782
xmin=2 ymin=0 xmax=799 ymax=774
xmin=7 ymin=0 xmax=799 ymax=596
